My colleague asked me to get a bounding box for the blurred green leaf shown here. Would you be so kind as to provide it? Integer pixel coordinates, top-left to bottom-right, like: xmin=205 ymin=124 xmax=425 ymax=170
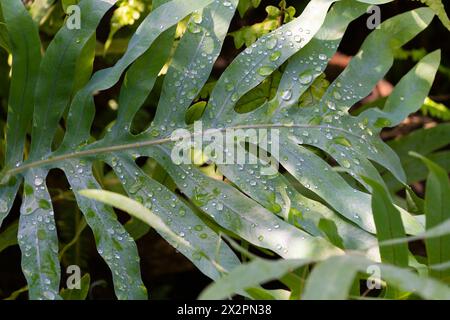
xmin=363 ymin=177 xmax=409 ymax=268
xmin=0 ymin=220 xmax=18 ymax=253
xmin=421 ymin=97 xmax=450 ymax=121
xmin=303 ymin=255 xmax=450 ymax=300
xmin=385 ymin=124 xmax=450 ymax=192
xmin=411 ymin=153 xmax=450 ymax=282
xmin=199 ymin=258 xmax=310 ymax=299
xmin=237 ymin=0 xmax=262 ymax=17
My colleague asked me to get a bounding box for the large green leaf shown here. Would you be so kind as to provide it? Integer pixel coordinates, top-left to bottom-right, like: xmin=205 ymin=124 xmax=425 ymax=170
xmin=152 ymin=0 xmax=238 ymax=129
xmin=0 ymin=0 xmax=445 ymax=300
xmin=150 ymin=145 xmax=341 ymax=260
xmin=0 ymin=0 xmax=41 ymax=226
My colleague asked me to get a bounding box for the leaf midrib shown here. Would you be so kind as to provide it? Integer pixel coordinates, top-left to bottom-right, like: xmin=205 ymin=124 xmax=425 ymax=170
xmin=3 ymin=123 xmax=369 ymax=180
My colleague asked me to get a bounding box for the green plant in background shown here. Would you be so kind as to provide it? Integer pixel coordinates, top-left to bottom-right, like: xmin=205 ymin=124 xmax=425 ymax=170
xmin=230 ymin=0 xmax=296 ymax=49
xmin=237 ymin=0 xmax=262 ymax=17
xmin=0 ymin=0 xmax=449 ymax=300
xmin=105 ymin=0 xmax=151 ymax=53
xmin=421 ymin=98 xmax=450 ymax=121
xmin=410 ymin=0 xmax=450 ymax=31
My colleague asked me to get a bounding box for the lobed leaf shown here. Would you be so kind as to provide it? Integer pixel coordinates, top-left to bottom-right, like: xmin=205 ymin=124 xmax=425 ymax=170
xmin=152 ymin=0 xmax=238 ymax=129
xmin=29 ymin=0 xmax=117 ymax=160
xmin=19 ymin=170 xmax=61 ymax=300
xmin=204 ymin=0 xmax=339 ymax=127
xmin=63 ymin=160 xmax=148 ymax=299
xmin=104 ymin=154 xmax=241 ymax=280
xmin=147 ymin=145 xmax=341 ymax=260
xmin=60 ymin=0 xmax=214 ymax=151
xmin=0 ymin=0 xmax=41 ymax=225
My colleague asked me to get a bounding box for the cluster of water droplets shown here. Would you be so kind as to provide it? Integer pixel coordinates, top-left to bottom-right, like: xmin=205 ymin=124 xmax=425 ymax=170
xmin=18 ymin=172 xmax=59 ymax=300
xmin=272 ymin=41 xmax=339 ymax=122
xmin=110 ymin=156 xmax=217 ymax=261
xmin=0 ymin=198 xmax=9 ymax=214
xmin=63 ymin=159 xmax=149 ymax=296
xmin=209 ymin=20 xmax=316 ymax=124
xmin=268 ymin=42 xmax=382 ymax=177
xmin=157 ymin=0 xmax=237 ymax=129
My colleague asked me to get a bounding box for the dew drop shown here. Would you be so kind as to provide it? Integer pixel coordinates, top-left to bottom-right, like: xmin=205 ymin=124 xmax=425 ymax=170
xmin=326 ymin=100 xmax=336 ymax=110
xmin=265 ymin=38 xmax=278 ymax=50
xmin=0 ymin=200 xmax=8 ymax=213
xmin=34 ymin=177 xmax=44 ymax=187
xmin=333 ymin=91 xmax=342 ymax=100
xmin=281 ymin=89 xmax=292 ymax=101
xmin=192 ymin=11 xmax=203 ymax=24
xmin=269 ymin=51 xmax=281 ymax=62
xmin=43 ymin=291 xmax=55 ymax=300
xmin=150 ymin=129 xmax=160 ymax=137
xmin=257 ymin=66 xmax=275 ymax=76
xmin=299 ymin=71 xmax=313 ymax=85
xmin=225 ymin=83 xmax=235 ymax=92
xmin=341 ymin=159 xmax=351 ymax=168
